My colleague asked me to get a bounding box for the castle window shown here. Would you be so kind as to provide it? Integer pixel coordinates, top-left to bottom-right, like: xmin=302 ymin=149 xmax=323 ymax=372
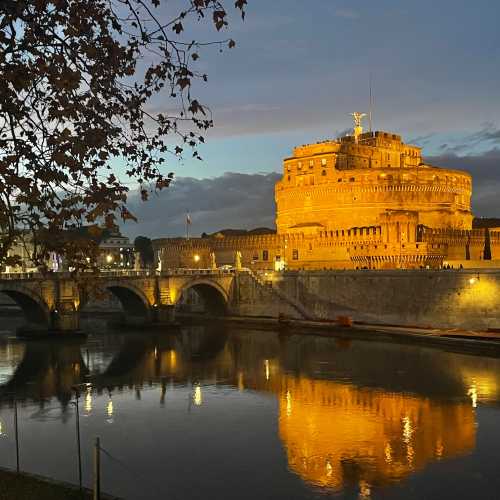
xmin=292 ymin=249 xmax=299 ymax=260
xmin=349 ymin=177 xmax=355 ymax=182
xmin=253 ymin=254 xmax=258 ymax=260
xmin=287 ymin=175 xmax=291 ymax=181
xmin=321 ymin=170 xmax=326 ymax=176
xmin=309 ymin=243 xmax=313 ymax=251
xmin=338 ymin=178 xmax=342 ymax=182
xmin=262 ymin=250 xmax=269 ymax=261
xmin=321 ymin=158 xmax=327 ymax=166
xmin=348 ymin=230 xmax=351 ymax=236
xmin=298 ymin=162 xmax=302 ymax=169
xmin=309 ymin=160 xmax=314 ymax=167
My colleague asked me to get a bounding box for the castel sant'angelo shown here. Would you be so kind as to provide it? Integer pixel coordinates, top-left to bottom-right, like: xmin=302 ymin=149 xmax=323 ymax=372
xmin=154 ymin=114 xmax=500 ymax=270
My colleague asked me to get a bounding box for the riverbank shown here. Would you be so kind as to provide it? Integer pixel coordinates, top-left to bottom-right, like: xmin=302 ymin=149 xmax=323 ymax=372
xmin=223 ymin=315 xmax=500 ymax=357
xmin=0 ymin=468 xmax=89 ymax=500
xmin=0 ymin=468 xmax=121 ymax=500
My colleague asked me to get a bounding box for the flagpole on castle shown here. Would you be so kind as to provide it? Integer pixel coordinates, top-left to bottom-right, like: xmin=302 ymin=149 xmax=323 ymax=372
xmin=186 ymin=211 xmax=191 ymax=240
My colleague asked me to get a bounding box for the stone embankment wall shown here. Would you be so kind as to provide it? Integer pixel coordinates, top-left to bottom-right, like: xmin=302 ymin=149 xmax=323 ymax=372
xmin=258 ymin=270 xmax=500 ymax=330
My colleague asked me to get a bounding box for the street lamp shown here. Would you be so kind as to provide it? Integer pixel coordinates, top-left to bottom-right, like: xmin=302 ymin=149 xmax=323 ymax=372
xmin=193 ymin=254 xmax=200 ymax=263
xmin=106 ymin=254 xmax=113 ymax=265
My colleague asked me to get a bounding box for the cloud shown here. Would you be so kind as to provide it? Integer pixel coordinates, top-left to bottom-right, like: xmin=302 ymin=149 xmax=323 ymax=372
xmin=427 ymin=148 xmax=500 ymax=216
xmin=123 ymin=172 xmax=280 ymax=238
xmin=438 ymin=125 xmax=500 ymax=154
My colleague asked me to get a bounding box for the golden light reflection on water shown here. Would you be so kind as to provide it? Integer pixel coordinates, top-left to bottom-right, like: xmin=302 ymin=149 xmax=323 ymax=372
xmin=107 ymin=399 xmax=114 ymax=418
xmin=277 ymin=376 xmax=475 ymax=492
xmin=84 ymin=386 xmax=93 ymax=414
xmin=193 ymin=384 xmax=202 ymax=406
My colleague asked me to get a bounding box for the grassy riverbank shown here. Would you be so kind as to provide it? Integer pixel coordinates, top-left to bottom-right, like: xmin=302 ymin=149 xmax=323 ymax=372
xmin=0 ymin=469 xmax=91 ymax=500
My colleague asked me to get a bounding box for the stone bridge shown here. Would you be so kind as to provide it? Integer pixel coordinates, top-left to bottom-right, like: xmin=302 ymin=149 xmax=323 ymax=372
xmin=0 ymin=269 xmax=238 ymax=333
xmin=0 ymin=269 xmax=305 ymax=334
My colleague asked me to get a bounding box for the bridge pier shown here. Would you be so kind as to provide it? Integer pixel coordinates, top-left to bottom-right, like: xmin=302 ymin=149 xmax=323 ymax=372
xmin=154 ymin=304 xmax=177 ymax=325
xmin=51 ymin=300 xmax=80 ymax=333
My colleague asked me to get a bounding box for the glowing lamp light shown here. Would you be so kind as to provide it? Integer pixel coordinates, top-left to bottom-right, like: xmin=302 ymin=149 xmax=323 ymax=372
xmin=469 ymin=277 xmax=477 ymax=285
xmin=193 ymin=254 xmax=200 ymax=263
xmin=106 ymin=254 xmax=113 ymax=264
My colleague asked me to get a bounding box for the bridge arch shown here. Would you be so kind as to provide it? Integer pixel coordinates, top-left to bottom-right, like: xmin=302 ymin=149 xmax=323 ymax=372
xmin=104 ymin=282 xmax=152 ymax=324
xmin=176 ymin=278 xmax=229 ymax=316
xmin=0 ymin=283 xmax=50 ymax=328
xmin=80 ymin=281 xmax=153 ymax=325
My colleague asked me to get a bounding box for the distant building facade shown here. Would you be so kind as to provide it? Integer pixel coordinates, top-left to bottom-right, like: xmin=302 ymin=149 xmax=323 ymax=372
xmin=154 ymin=120 xmax=500 ymax=270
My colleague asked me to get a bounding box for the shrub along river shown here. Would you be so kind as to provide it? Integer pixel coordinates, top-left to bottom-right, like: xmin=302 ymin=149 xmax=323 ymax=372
xmin=1 ymin=315 xmax=500 ymax=499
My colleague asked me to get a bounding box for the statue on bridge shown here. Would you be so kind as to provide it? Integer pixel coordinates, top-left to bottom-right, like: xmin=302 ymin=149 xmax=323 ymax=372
xmin=234 ymin=251 xmax=242 ymax=270
xmin=210 ymin=252 xmax=217 ymax=270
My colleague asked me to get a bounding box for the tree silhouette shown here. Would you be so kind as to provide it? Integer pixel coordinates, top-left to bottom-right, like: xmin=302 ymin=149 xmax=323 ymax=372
xmin=0 ymin=0 xmax=247 ymax=269
xmin=134 ymin=235 xmax=154 ymax=267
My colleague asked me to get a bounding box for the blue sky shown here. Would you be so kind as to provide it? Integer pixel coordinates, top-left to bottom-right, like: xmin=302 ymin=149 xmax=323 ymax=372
xmin=124 ymin=0 xmax=500 ymax=237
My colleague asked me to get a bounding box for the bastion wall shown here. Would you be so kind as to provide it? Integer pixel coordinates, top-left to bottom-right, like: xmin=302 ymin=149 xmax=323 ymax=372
xmin=251 ymin=270 xmax=500 ymax=330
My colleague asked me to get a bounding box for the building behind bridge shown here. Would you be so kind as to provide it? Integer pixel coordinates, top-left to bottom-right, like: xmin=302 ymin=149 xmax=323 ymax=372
xmin=154 ymin=120 xmax=500 ymax=270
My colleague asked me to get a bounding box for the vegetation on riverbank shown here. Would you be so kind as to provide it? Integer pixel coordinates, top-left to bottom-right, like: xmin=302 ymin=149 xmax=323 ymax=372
xmin=0 ymin=469 xmax=91 ymax=500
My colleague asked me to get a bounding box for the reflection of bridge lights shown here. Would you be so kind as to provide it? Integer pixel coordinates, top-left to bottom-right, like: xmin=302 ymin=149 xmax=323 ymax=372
xmin=264 ymin=359 xmax=270 ymax=381
xmin=84 ymin=386 xmax=93 ymax=413
xmin=0 ymin=421 xmax=3 ymax=436
xmin=107 ymin=400 xmax=114 ymax=418
xmin=238 ymin=371 xmax=244 ymax=391
xmin=193 ymin=384 xmax=202 ymax=406
xmin=169 ymin=350 xmax=177 ymax=370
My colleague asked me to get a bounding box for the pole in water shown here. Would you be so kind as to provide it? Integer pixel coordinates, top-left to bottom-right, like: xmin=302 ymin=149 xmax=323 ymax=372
xmin=74 ymin=392 xmax=82 ymax=491
xmin=14 ymin=398 xmax=19 ymax=473
xmin=93 ymin=437 xmax=101 ymax=500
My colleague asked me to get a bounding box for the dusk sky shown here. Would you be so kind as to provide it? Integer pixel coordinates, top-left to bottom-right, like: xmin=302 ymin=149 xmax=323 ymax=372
xmin=125 ymin=0 xmax=500 ymax=238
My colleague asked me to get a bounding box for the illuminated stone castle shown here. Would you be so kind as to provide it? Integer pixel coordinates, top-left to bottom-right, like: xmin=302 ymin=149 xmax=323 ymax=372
xmin=154 ymin=116 xmax=500 ymax=270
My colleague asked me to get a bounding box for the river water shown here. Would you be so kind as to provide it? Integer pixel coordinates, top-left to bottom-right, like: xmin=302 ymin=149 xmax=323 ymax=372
xmin=1 ymin=316 xmax=500 ymax=499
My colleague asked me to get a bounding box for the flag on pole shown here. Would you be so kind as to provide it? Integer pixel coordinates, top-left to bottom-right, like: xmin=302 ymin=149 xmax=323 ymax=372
xmin=186 ymin=213 xmax=192 ymax=225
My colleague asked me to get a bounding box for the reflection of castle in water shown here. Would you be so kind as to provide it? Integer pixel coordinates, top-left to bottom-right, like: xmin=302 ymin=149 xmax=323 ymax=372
xmin=2 ymin=329 xmax=498 ymax=493
xmin=277 ymin=376 xmax=474 ymax=492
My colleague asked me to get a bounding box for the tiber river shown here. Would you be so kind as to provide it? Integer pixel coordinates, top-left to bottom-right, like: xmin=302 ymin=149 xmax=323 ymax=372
xmin=1 ymin=315 xmax=500 ymax=499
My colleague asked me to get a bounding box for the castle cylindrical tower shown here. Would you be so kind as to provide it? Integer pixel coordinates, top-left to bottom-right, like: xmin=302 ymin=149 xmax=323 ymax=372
xmin=275 ymin=131 xmax=472 ymax=233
